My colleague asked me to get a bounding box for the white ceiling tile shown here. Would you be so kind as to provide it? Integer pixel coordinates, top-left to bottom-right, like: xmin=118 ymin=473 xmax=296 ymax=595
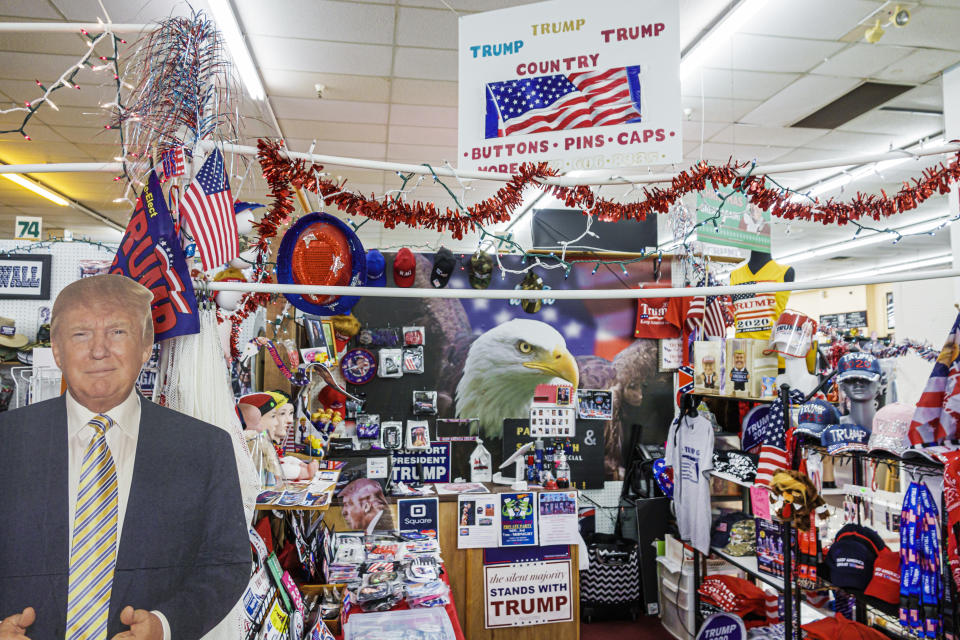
xmin=389 ymin=104 xmax=457 ymax=128
xmin=679 ymin=0 xmax=724 ymax=50
xmin=398 ymin=0 xmax=539 ymax=11
xmin=742 ymin=0 xmax=882 ymax=41
xmin=0 ymin=0 xmax=62 ymax=19
xmin=250 ymin=36 xmax=392 ymax=76
xmin=705 ymin=34 xmax=846 ymax=73
xmin=882 ymin=80 xmax=944 ymax=110
xmin=837 ymin=109 xmax=943 ymax=141
xmin=803 ymin=129 xmax=902 ymax=152
xmin=262 ymin=70 xmax=392 ymax=102
xmin=277 ymin=119 xmax=387 ymax=143
xmin=709 ymin=124 xmax=829 ymax=147
xmin=396 ymin=7 xmax=458 ymax=49
xmin=391 ymin=79 xmax=458 ymax=106
xmin=697 ymin=142 xmax=794 ymax=163
xmin=272 ymin=97 xmax=389 ymax=124
xmin=740 ymin=76 xmax=862 ymax=126
xmin=681 ymin=96 xmax=762 ymax=123
xmin=874 ymin=48 xmax=960 ymax=83
xmin=289 ymin=139 xmax=388 ymax=161
xmin=681 ymin=68 xmax=800 ymax=101
xmin=392 ymin=47 xmax=458 ymax=81
xmin=388 ymin=125 xmax=457 ymax=146
xmin=239 ymin=1 xmax=395 ymax=45
xmin=811 ymin=43 xmax=914 ymax=78
xmin=681 ymin=120 xmax=726 ymax=143
xmin=49 ymin=0 xmax=197 ymax=23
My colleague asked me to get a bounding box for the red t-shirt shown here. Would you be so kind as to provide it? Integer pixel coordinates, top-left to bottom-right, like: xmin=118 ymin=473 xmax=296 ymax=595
xmin=634 ymin=295 xmax=679 ymax=338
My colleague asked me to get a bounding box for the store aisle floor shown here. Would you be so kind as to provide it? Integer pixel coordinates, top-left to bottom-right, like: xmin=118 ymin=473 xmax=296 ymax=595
xmin=581 ymin=617 xmax=675 ymax=640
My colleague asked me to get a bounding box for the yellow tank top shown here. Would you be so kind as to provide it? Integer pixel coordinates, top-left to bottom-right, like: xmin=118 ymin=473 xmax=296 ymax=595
xmin=729 ymin=260 xmax=792 ymax=340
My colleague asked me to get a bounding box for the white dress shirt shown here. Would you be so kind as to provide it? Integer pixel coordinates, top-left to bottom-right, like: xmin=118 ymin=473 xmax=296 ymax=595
xmin=66 ymin=388 xmax=172 ymax=640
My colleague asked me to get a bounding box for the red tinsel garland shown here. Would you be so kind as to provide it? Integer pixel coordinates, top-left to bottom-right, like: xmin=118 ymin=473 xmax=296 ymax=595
xmin=256 ymin=139 xmax=960 ymax=236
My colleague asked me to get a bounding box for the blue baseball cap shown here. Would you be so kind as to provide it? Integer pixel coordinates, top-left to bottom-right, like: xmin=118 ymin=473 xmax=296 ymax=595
xmin=366 ymin=249 xmax=386 ymax=287
xmin=826 ymin=524 xmax=885 ymax=590
xmin=820 ymin=423 xmax=870 ymax=454
xmin=795 ymin=399 xmax=840 ymax=437
xmin=836 ymin=352 xmax=882 ymax=383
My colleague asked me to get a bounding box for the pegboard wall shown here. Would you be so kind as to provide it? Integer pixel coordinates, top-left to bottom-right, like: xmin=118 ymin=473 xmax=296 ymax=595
xmin=581 ymin=480 xmax=623 ymax=534
xmin=0 ymin=240 xmax=118 ymax=342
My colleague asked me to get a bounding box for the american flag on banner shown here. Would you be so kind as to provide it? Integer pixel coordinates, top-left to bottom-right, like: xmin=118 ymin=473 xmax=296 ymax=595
xmin=160 ymin=146 xmax=185 ymax=181
xmin=178 ymin=148 xmax=238 ymax=270
xmin=485 ymin=65 xmax=642 ymax=139
xmin=908 ymin=312 xmax=960 ymax=445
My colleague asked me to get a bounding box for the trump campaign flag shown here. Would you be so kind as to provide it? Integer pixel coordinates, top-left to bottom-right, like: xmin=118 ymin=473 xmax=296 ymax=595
xmin=111 ymin=170 xmax=200 ymax=341
xmin=179 ymin=148 xmax=238 ymax=270
xmin=908 ymin=312 xmax=960 ymax=445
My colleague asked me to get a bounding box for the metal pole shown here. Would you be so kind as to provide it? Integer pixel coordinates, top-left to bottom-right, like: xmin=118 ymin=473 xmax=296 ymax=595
xmin=200 ymin=141 xmax=960 ymax=187
xmin=202 ymin=266 xmax=960 ymax=300
xmin=0 ymin=163 xmax=123 ymax=174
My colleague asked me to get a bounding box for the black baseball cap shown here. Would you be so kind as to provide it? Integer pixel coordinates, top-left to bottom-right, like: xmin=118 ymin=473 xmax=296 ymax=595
xmin=430 ymin=248 xmax=455 ymax=288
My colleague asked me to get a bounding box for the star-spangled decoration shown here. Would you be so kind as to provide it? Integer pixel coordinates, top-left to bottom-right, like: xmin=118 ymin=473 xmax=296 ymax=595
xmin=329 ymin=255 xmax=344 ymax=276
xmin=488 ymin=74 xmax=579 ymax=121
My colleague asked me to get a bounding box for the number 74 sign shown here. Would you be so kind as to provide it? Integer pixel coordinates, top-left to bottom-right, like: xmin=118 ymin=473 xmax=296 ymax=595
xmin=14 ymin=216 xmax=42 ymax=241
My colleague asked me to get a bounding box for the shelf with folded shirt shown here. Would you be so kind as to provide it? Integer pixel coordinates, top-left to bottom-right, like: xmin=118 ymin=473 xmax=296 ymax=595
xmin=708 ymin=547 xmax=830 ymax=623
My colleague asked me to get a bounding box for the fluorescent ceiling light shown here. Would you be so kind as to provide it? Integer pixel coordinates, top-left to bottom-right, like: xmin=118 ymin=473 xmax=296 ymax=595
xmin=800 ymin=138 xmax=945 ymax=199
xmin=681 ymin=0 xmax=769 ymax=79
xmin=208 ymin=0 xmax=266 ymax=101
xmin=1 ymin=173 xmax=69 ymax=206
xmin=776 ymin=213 xmax=953 ymax=264
xmin=813 ymin=252 xmax=953 ymax=281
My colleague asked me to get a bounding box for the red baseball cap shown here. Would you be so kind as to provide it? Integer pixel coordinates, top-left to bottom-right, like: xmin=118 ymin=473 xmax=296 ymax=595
xmin=393 ymin=248 xmax=416 ymax=287
xmin=863 ymin=547 xmax=900 ymax=604
xmin=317 ymin=385 xmax=346 ymax=413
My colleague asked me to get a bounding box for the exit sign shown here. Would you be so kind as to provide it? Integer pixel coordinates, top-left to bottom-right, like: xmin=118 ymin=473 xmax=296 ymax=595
xmin=14 ymin=216 xmax=42 ymax=241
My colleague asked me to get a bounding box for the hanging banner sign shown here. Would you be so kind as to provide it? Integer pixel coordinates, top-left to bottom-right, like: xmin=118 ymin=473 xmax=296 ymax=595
xmin=110 ymin=170 xmax=200 ymax=342
xmin=696 ymin=186 xmax=772 ymax=252
xmin=484 ymin=559 xmax=573 ymax=628
xmin=458 ymin=0 xmax=681 ymax=173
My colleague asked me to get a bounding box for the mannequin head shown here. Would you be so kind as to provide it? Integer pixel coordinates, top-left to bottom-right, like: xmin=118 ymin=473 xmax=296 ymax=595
xmin=239 ymin=391 xmax=291 ymax=444
xmin=840 ymin=377 xmax=880 ymax=403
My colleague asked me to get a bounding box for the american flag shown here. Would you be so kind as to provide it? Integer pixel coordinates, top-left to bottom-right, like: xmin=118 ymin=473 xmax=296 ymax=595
xmin=687 ymin=294 xmax=732 ymax=338
xmin=755 ymin=403 xmax=789 ymax=486
xmin=485 ymin=65 xmax=642 ymax=139
xmin=178 ymin=148 xmax=238 ymax=270
xmin=160 ymin=146 xmax=185 ymax=181
xmin=908 ymin=312 xmax=960 ymax=445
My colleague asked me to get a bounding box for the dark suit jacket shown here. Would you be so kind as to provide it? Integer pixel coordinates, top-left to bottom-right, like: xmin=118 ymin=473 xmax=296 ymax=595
xmin=0 ymin=394 xmax=251 ymax=639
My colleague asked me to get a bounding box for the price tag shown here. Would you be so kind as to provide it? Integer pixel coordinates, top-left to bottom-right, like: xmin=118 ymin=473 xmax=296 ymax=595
xmin=14 ymin=216 xmax=42 ymax=241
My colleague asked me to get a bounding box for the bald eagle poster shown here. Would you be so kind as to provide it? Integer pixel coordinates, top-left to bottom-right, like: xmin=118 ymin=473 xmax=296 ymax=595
xmin=347 ymin=253 xmax=673 ymax=482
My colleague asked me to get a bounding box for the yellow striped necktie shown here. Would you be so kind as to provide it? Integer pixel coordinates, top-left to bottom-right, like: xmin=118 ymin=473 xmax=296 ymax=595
xmin=65 ymin=414 xmax=118 ymax=640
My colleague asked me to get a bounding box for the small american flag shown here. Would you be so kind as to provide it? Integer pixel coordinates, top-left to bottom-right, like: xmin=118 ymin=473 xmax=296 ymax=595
xmin=178 ymin=148 xmax=238 ymax=270
xmin=908 ymin=312 xmax=960 ymax=445
xmin=160 ymin=146 xmax=185 ymax=181
xmin=485 ymin=66 xmax=642 ymax=139
xmin=755 ymin=404 xmax=789 ymax=486
xmin=687 ymin=294 xmax=732 ymax=338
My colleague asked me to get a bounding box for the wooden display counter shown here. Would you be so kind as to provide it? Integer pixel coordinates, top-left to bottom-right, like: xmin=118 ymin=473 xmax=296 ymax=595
xmin=323 ymin=486 xmax=581 ymax=640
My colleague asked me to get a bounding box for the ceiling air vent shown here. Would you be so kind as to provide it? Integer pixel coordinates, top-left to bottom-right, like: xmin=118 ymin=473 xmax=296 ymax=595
xmin=792 ymin=82 xmax=913 ymax=130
